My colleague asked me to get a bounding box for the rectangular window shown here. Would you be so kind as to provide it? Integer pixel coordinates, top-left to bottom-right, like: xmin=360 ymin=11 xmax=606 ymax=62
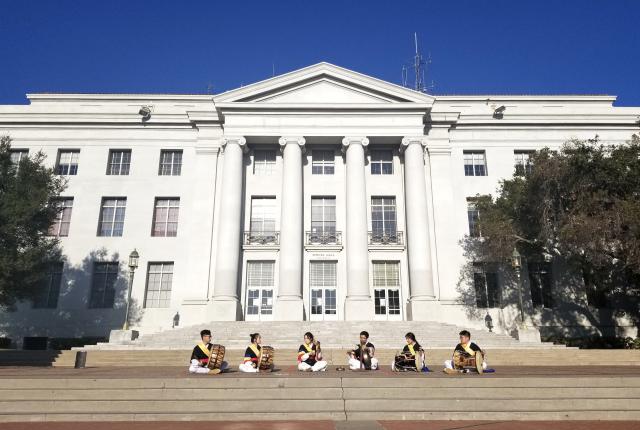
xmin=246 ymin=261 xmax=275 ymax=315
xmin=371 ymin=197 xmax=397 ymax=239
xmin=98 ymin=198 xmax=127 ymax=237
xmin=56 ymin=150 xmax=80 ymax=176
xmin=528 ymin=262 xmax=554 ymax=308
xmin=253 ymin=150 xmax=277 ymax=175
xmin=371 ymin=150 xmax=393 ymax=175
xmin=107 ymin=149 xmax=131 ymax=175
xmin=158 ymin=150 xmax=182 ymax=176
xmin=311 ymin=197 xmax=336 ymax=236
xmin=48 ymin=198 xmax=74 ymax=237
xmin=250 ymin=197 xmax=276 ymax=234
xmin=144 ymin=262 xmax=174 ymax=308
xmin=32 ymin=262 xmax=63 ymax=309
xmin=312 ymin=150 xmax=335 ymax=175
xmin=467 ymin=200 xmax=480 ymax=237
xmin=310 ymin=261 xmax=337 ymax=316
xmin=10 ymin=149 xmax=28 ymax=166
xmin=372 ymin=261 xmax=401 ymax=315
xmin=514 ymin=150 xmax=534 ymax=176
xmin=310 ymin=261 xmax=337 ymax=289
xmin=152 ymin=198 xmax=180 ymax=237
xmin=473 ymin=263 xmax=500 ymax=308
xmin=89 ymin=262 xmax=119 ymax=308
xmin=463 ymin=150 xmax=487 ymax=176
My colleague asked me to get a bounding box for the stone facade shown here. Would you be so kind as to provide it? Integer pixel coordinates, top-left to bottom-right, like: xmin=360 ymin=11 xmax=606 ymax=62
xmin=1 ymin=63 xmax=638 ymax=345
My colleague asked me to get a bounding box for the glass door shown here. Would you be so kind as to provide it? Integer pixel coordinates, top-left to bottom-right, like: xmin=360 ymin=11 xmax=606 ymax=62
xmin=372 ymin=261 xmax=402 ymax=320
xmin=245 ymin=261 xmax=274 ymax=321
xmin=309 ymin=261 xmax=338 ymax=321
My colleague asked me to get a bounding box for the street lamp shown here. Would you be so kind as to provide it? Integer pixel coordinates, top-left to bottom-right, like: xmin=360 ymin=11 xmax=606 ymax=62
xmin=123 ymin=249 xmax=139 ymax=330
xmin=511 ymin=247 xmax=525 ymax=324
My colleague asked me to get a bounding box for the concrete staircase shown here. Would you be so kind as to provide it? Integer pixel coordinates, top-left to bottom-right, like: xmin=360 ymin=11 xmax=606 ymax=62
xmin=1 ymin=375 xmax=638 ymax=421
xmin=82 ymin=321 xmax=560 ymax=350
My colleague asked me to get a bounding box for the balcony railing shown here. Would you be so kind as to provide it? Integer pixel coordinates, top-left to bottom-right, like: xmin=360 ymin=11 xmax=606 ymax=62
xmin=305 ymin=231 xmax=342 ymax=246
xmin=368 ymin=231 xmax=404 ymax=245
xmin=243 ymin=231 xmax=280 ymax=246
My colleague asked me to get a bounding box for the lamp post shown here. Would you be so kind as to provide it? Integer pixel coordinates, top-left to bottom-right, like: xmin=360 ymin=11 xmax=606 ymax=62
xmin=123 ymin=249 xmax=139 ymax=330
xmin=511 ymin=247 xmax=525 ymax=324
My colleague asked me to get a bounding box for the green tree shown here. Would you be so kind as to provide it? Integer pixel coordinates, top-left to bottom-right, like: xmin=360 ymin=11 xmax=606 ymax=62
xmin=466 ymin=135 xmax=640 ymax=323
xmin=0 ymin=136 xmax=66 ymax=309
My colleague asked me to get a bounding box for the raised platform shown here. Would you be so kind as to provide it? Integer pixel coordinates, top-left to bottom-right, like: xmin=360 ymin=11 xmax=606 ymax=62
xmin=0 ymin=366 xmax=638 ymax=422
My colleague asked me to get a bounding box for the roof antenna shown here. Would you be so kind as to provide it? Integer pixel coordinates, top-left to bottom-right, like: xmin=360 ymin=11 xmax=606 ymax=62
xmin=402 ymin=32 xmax=433 ymax=93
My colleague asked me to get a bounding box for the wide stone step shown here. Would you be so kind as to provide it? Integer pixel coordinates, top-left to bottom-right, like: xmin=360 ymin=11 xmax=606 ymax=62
xmin=1 ymin=376 xmax=639 ymax=422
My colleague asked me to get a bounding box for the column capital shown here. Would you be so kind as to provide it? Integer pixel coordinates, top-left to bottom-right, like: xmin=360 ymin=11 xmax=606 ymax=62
xmin=341 ymin=136 xmax=369 ymax=148
xmin=222 ymin=136 xmax=248 ymax=153
xmin=278 ymin=136 xmax=306 ymax=154
xmin=400 ymin=136 xmax=427 ymax=153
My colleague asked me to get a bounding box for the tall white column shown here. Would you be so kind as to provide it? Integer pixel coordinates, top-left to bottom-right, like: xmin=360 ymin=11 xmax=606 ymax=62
xmin=211 ymin=136 xmax=247 ymax=320
xmin=342 ymin=136 xmax=373 ymax=320
xmin=401 ymin=136 xmax=436 ymax=320
xmin=276 ymin=136 xmax=305 ymax=320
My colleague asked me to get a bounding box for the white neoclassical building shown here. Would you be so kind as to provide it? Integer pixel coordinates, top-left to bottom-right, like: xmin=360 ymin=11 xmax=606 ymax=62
xmin=1 ymin=63 xmax=639 ymax=345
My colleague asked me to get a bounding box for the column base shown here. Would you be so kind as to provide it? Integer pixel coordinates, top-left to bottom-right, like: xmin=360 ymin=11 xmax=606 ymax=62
xmin=210 ymin=298 xmax=242 ymax=321
xmin=275 ymin=297 xmax=304 ymax=321
xmin=516 ymin=324 xmax=542 ymax=343
xmin=345 ymin=297 xmax=373 ymax=320
xmin=408 ymin=297 xmax=438 ymax=321
xmin=108 ymin=330 xmax=139 ymax=344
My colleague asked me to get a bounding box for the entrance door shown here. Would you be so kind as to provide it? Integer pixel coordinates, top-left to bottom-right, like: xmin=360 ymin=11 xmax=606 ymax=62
xmin=372 ymin=261 xmax=402 ymax=320
xmin=245 ymin=261 xmax=275 ymax=321
xmin=309 ymin=261 xmax=338 ymax=321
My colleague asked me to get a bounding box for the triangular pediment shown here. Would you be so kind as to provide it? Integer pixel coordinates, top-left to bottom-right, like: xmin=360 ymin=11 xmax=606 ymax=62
xmin=214 ymin=62 xmax=434 ymax=106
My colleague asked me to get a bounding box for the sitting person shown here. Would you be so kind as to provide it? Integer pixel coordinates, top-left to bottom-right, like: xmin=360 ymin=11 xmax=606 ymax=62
xmin=347 ymin=331 xmax=378 ymax=370
xmin=444 ymin=330 xmax=488 ymax=374
xmin=239 ymin=332 xmax=262 ymax=373
xmin=297 ymin=332 xmax=328 ymax=372
xmin=392 ymin=332 xmax=426 ymax=372
xmin=188 ymin=329 xmax=228 ymax=374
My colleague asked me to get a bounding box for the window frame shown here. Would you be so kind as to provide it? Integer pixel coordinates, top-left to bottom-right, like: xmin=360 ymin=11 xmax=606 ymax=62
xmin=56 ymin=149 xmax=80 ymax=176
xmin=311 ymin=149 xmax=335 ymax=175
xmin=143 ymin=262 xmax=174 ymax=308
xmin=32 ymin=262 xmax=64 ymax=309
xmin=370 ymin=149 xmax=394 ymax=175
xmin=463 ymin=150 xmax=488 ymax=177
xmin=252 ymin=150 xmax=277 ymax=176
xmin=158 ymin=150 xmax=183 ymax=176
xmin=151 ymin=197 xmax=180 ymax=237
xmin=89 ymin=262 xmax=119 ymax=309
xmin=97 ymin=197 xmax=127 ymax=237
xmin=48 ymin=197 xmax=74 ymax=237
xmin=107 ymin=149 xmax=132 ymax=176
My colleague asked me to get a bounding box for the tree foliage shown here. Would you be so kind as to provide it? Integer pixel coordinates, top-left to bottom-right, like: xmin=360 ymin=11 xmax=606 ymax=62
xmin=470 ymin=135 xmax=640 ymax=309
xmin=0 ymin=136 xmax=66 ymax=309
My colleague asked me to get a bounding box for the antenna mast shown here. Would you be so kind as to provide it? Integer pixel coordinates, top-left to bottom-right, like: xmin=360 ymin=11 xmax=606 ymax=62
xmin=402 ymin=32 xmax=432 ymax=93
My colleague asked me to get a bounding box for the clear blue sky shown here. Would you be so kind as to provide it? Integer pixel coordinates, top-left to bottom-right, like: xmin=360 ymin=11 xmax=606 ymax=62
xmin=1 ymin=1 xmax=639 ymax=105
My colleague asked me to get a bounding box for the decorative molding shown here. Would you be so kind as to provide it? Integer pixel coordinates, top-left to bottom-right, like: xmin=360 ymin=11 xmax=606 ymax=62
xmin=341 ymin=136 xmax=369 ymax=147
xmin=221 ymin=136 xmax=248 ymax=153
xmin=278 ymin=136 xmax=306 ymax=154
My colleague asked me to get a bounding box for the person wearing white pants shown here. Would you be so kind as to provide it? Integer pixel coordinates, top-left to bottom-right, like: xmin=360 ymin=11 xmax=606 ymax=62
xmin=297 ymin=332 xmax=327 ymax=372
xmin=188 ymin=329 xmax=229 ymax=374
xmin=239 ymin=332 xmax=263 ymax=373
xmin=443 ymin=330 xmax=488 ymax=374
xmin=347 ymin=330 xmax=378 ymax=370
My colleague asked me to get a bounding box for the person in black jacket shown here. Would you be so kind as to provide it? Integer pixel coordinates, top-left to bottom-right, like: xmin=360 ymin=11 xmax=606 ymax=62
xmin=392 ymin=332 xmax=425 ymax=371
xmin=444 ymin=330 xmax=487 ymax=374
xmin=189 ymin=329 xmax=228 ymax=374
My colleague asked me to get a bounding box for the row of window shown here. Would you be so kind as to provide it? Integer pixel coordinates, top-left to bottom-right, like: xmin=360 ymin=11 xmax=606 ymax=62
xmin=249 ymin=196 xmax=397 ymax=237
xmin=32 ymin=260 xmax=402 ymax=315
xmin=10 ymin=148 xmax=535 ymax=178
xmin=473 ymin=262 xmax=554 ymax=309
xmin=48 ymin=197 xmax=179 ymax=238
xmin=10 ymin=149 xmax=183 ymax=176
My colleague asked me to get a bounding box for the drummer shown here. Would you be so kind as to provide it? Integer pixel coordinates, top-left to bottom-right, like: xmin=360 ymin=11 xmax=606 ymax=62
xmin=189 ymin=329 xmax=228 ymax=374
xmin=239 ymin=332 xmax=262 ymax=373
xmin=392 ymin=332 xmax=426 ymax=372
xmin=297 ymin=332 xmax=328 ymax=372
xmin=444 ymin=330 xmax=487 ymax=374
xmin=347 ymin=331 xmax=378 ymax=370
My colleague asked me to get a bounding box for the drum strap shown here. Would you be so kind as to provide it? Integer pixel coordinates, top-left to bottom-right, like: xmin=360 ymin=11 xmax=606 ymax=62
xmin=303 ymin=343 xmax=312 ymax=353
xmin=197 ymin=343 xmax=211 ymax=357
xmin=407 ymin=344 xmax=416 ymax=356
